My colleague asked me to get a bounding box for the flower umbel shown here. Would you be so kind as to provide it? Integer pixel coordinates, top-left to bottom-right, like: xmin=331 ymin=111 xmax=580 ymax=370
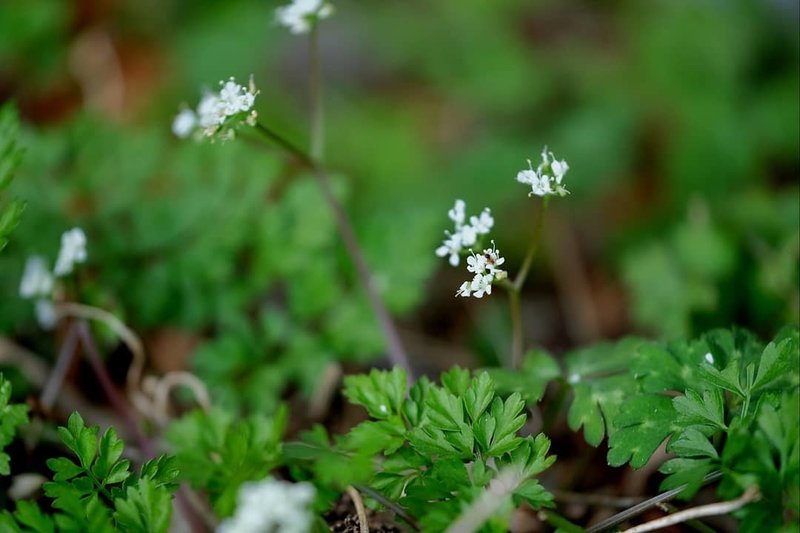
xmin=516 ymin=147 xmax=570 ymax=198
xmin=276 ymin=0 xmax=334 ymax=34
xmin=173 ymin=77 xmax=258 ymax=141
xmin=436 ymin=199 xmax=494 ymax=267
xmin=456 ymin=243 xmax=507 ymax=299
xmin=217 ymin=478 xmax=316 ymax=533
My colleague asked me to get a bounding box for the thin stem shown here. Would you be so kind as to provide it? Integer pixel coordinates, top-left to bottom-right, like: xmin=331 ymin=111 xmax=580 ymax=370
xmin=40 ymin=324 xmax=81 ymax=411
xmin=354 ymin=484 xmax=420 ymax=531
xmin=513 ymin=198 xmax=549 ymax=292
xmin=622 ymin=486 xmax=759 ymax=533
xmin=508 ymin=289 xmax=522 ymax=369
xmin=309 ymin=24 xmax=324 ymax=163
xmin=252 ymin=122 xmax=412 ymax=377
xmin=504 ymin=199 xmax=548 ymax=369
xmin=586 ymin=471 xmax=723 ymax=533
xmin=75 ymin=320 xmax=156 ymax=457
xmin=537 ymin=510 xmax=585 ymax=533
xmin=75 ymin=320 xmax=210 ymax=532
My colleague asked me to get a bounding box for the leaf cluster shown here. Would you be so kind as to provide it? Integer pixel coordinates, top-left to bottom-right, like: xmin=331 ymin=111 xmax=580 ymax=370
xmin=0 ymin=375 xmax=29 ymax=475
xmin=287 ymin=367 xmax=555 ymax=532
xmin=1 ymin=413 xmax=178 ymax=533
xmin=165 ymin=405 xmax=287 ymax=517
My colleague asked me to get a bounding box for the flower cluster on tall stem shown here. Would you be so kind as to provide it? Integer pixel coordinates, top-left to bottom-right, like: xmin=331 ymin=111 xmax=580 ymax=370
xmin=172 ymin=77 xmax=258 ymax=141
xmin=516 ymin=147 xmax=570 ymax=198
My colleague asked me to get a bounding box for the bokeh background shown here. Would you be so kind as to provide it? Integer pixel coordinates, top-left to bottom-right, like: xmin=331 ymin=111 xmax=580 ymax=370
xmin=1 ymin=0 xmax=798 ymax=416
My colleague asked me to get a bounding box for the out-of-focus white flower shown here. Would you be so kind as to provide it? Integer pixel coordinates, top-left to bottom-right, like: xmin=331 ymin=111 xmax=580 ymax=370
xmin=19 ymin=256 xmax=54 ymax=299
xmin=436 ymin=232 xmax=464 ymax=267
xmin=35 ymin=300 xmax=57 ymax=330
xmin=217 ymin=478 xmax=316 ymax=533
xmin=172 ymin=109 xmax=197 ymax=139
xmin=175 ymin=77 xmax=258 ymax=140
xmin=54 ymin=228 xmax=87 ymax=277
xmin=276 ymin=0 xmax=333 ymax=34
xmin=436 ymin=200 xmax=495 ymax=267
xmin=470 ymin=208 xmax=494 ymax=234
xmin=448 ymin=199 xmax=466 ymax=228
xmin=517 ymin=148 xmax=569 ymax=198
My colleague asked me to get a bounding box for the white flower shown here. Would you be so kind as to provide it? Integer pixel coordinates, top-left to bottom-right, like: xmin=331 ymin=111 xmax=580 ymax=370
xmin=470 ymin=208 xmax=494 ymax=235
xmin=466 ymin=253 xmax=487 ymax=274
xmin=460 ymin=224 xmax=478 ymax=247
xmin=20 ymin=256 xmax=54 ymax=299
xmin=54 ymin=228 xmax=87 ymax=277
xmin=456 ymin=280 xmax=473 ymax=297
xmin=470 ymin=274 xmax=494 ymax=298
xmin=448 ymin=199 xmax=466 ymax=228
xmin=551 ymin=159 xmax=569 ymax=184
xmin=436 ymin=232 xmax=464 ymax=267
xmin=217 ymin=478 xmax=315 ymax=533
xmin=528 ymin=174 xmax=552 ymax=197
xmin=172 ymin=109 xmax=197 ymax=138
xmin=516 ymin=148 xmax=570 ymax=197
xmin=482 ymin=245 xmax=506 ymax=276
xmin=35 ymin=300 xmax=57 ymax=330
xmin=276 ymin=0 xmax=333 ymax=34
xmin=176 ymin=77 xmax=258 ymax=141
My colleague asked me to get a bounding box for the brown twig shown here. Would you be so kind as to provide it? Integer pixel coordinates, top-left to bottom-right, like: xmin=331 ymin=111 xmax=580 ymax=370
xmin=622 ymin=486 xmax=759 ymax=533
xmin=40 ymin=324 xmax=81 ymax=412
xmin=347 ymin=485 xmax=370 ymax=533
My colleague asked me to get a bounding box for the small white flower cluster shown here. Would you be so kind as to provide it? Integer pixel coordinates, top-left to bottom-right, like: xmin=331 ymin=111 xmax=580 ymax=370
xmin=19 ymin=228 xmax=87 ymax=329
xmin=276 ymin=0 xmax=333 ymax=34
xmin=436 ymin=200 xmax=506 ymax=299
xmin=172 ymin=77 xmax=258 ymax=141
xmin=217 ymin=478 xmax=316 ymax=533
xmin=516 ymin=147 xmax=570 ymax=198
xmin=456 ymin=243 xmax=507 ymax=298
xmin=435 ymin=199 xmax=495 ymax=267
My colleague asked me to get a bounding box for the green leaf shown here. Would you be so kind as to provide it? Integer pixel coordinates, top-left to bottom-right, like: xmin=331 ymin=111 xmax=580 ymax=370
xmin=92 ymin=428 xmax=125 ymax=480
xmin=113 ymin=478 xmax=172 ymax=533
xmin=0 ymin=375 xmax=29 ymax=475
xmin=673 ymin=388 xmax=727 ymax=431
xmin=486 ymin=393 xmax=526 ymax=456
xmin=659 ymin=457 xmax=716 ymax=499
xmin=485 ymin=350 xmax=561 ymax=404
xmin=14 ymin=501 xmax=54 ymax=533
xmin=343 ymin=367 xmax=408 ymax=420
xmin=513 ymin=479 xmax=554 ymax=510
xmin=425 ymin=386 xmax=464 ymax=431
xmin=607 ymin=394 xmax=678 ymax=468
xmin=668 ymin=428 xmax=719 ymax=459
xmin=440 ymin=366 xmax=471 ymax=396
xmin=342 ymin=419 xmax=406 ymax=455
xmin=751 ymin=339 xmax=799 ymax=394
xmin=464 ymin=372 xmax=494 ymax=423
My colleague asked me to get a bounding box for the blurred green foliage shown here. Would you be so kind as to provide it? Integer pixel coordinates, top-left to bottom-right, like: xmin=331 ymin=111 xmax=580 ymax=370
xmin=0 ymin=0 xmax=797 ymax=410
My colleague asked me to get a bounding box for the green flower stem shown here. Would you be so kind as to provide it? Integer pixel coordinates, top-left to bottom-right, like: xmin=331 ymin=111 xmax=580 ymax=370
xmin=505 ymin=199 xmax=549 ymax=369
xmin=309 ymin=24 xmax=324 ymax=163
xmin=252 ymin=122 xmax=413 ymax=377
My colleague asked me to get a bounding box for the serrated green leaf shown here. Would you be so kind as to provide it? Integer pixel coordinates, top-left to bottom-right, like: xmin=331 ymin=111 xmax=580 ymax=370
xmin=343 ymin=367 xmax=408 ymax=420
xmin=342 ymin=419 xmax=406 ymax=455
xmin=14 ymin=501 xmax=54 ymax=533
xmin=47 ymin=457 xmax=84 ymax=482
xmin=464 ymin=372 xmax=494 ymax=423
xmin=673 ymin=388 xmax=726 ymax=430
xmin=92 ymin=428 xmax=125 ymax=480
xmin=440 ymin=367 xmax=471 ymax=396
xmin=668 ymin=428 xmax=719 ymax=459
xmin=513 ymin=479 xmax=554 ymax=510
xmin=113 ymin=478 xmax=172 ymax=533
xmin=0 ymin=376 xmax=29 ymax=475
xmin=752 ymin=339 xmax=798 ymax=394
xmin=425 ymin=387 xmax=464 ymax=431
xmin=659 ymin=457 xmax=716 ymax=499
xmin=486 ymin=393 xmax=525 ymax=456
xmin=608 ymin=394 xmax=678 ymax=468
